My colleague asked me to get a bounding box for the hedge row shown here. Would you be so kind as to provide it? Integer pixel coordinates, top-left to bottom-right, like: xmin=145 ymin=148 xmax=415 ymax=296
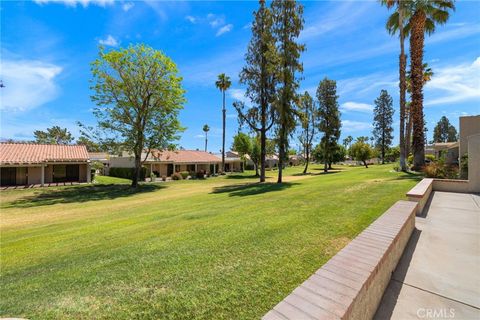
xmin=109 ymin=167 xmax=146 ymax=180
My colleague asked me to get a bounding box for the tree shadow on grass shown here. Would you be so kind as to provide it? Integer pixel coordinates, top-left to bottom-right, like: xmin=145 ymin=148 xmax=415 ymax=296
xmin=225 ymin=174 xmax=263 ymax=180
xmin=211 ymin=182 xmax=298 ymax=197
xmin=392 ymin=171 xmax=423 ymax=181
xmin=4 ymin=184 xmax=164 ymax=208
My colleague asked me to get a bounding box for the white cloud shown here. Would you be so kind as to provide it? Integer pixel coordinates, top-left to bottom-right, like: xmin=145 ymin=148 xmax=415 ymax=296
xmin=98 ymin=35 xmax=119 ymax=47
xmin=207 ymin=13 xmax=225 ymax=28
xmin=195 ymin=134 xmax=205 ymax=139
xmin=425 ymin=57 xmax=480 ymax=106
xmin=185 ymin=15 xmax=196 ymax=24
xmin=216 ymin=24 xmax=233 ymax=37
xmin=342 ymin=120 xmax=372 ymax=133
xmin=228 ymin=88 xmax=249 ymax=104
xmin=34 ymin=0 xmax=114 ymax=7
xmin=340 ymin=102 xmax=373 ymax=113
xmin=0 ymin=59 xmax=62 ymax=112
xmin=122 ymin=2 xmax=134 ymax=12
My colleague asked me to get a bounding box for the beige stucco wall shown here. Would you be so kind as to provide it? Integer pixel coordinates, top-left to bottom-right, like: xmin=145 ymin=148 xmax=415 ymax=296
xmin=27 ymin=166 xmax=42 ymax=185
xmin=79 ymin=164 xmax=88 ymax=182
xmin=459 ymin=115 xmax=480 ymax=159
xmin=467 ymin=133 xmax=480 ymax=192
xmin=109 ymin=157 xmax=135 ymax=168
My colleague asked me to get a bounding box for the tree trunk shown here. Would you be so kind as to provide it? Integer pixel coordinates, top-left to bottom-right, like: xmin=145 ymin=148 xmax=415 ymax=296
xmin=254 ymin=163 xmax=259 ymax=177
xmin=260 ymin=129 xmax=266 ymax=182
xmin=323 ymin=140 xmax=328 ymax=173
xmin=131 ymin=153 xmax=141 ymax=188
xmin=204 ymin=132 xmax=208 ymax=152
xmin=406 ymin=108 xmax=412 ymax=157
xmin=328 ymin=161 xmax=332 ymax=170
xmin=410 ymin=10 xmax=426 ymax=170
xmin=277 ymin=129 xmax=284 ymax=183
xmin=222 ymin=91 xmax=226 ymax=173
xmin=363 ymin=160 xmax=368 ymax=168
xmin=399 ymin=8 xmax=407 ymax=171
xmin=303 ymin=145 xmax=309 ymax=174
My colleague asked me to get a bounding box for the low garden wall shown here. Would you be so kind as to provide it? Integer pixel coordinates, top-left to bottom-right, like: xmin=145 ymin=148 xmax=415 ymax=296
xmin=263 ymin=200 xmax=417 ymax=320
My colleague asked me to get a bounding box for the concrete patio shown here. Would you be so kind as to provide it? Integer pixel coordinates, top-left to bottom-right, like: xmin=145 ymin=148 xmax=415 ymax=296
xmin=375 ymin=191 xmax=480 ymax=319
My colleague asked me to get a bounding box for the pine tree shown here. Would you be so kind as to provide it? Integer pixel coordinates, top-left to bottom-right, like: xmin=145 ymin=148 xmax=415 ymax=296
xmin=372 ymin=90 xmax=394 ymax=164
xmin=316 ymin=78 xmax=341 ymax=173
xmin=233 ymin=0 xmax=278 ymax=183
xmin=271 ymin=0 xmax=305 ymax=183
xmin=298 ymin=91 xmax=316 ymax=174
xmin=433 ymin=116 xmax=457 ymax=143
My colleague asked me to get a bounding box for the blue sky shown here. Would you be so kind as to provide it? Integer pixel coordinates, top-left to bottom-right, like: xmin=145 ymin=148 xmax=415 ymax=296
xmin=1 ymin=0 xmax=479 ymax=153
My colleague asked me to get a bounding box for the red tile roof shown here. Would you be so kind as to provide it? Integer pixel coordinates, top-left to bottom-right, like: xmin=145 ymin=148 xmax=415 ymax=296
xmin=0 ymin=143 xmax=89 ymax=164
xmin=150 ymin=150 xmax=221 ymax=164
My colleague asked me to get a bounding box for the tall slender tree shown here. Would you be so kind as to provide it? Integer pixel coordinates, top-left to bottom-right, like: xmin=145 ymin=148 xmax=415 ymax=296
xmin=343 ymin=135 xmax=353 ymax=151
xmin=215 ymin=73 xmax=231 ymax=172
xmin=382 ymin=0 xmax=409 ymax=171
xmin=34 ymin=126 xmax=73 ymax=145
xmin=298 ymin=91 xmax=316 ymax=174
xmin=202 ymin=124 xmax=210 ymax=152
xmin=373 ymin=90 xmax=395 ymax=164
xmin=271 ymin=0 xmax=305 ymax=183
xmin=408 ymin=0 xmax=455 ymax=170
xmin=405 ymin=63 xmax=433 ymax=156
xmin=233 ymin=0 xmax=278 ymax=183
xmin=316 ymin=78 xmax=341 ymax=173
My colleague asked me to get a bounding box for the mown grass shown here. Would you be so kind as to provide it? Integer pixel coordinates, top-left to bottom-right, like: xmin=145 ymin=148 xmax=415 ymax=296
xmin=0 ymin=164 xmax=420 ymax=319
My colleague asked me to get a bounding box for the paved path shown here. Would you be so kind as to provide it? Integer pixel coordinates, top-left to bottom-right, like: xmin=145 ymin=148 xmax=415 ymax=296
xmin=375 ymin=191 xmax=480 ymax=319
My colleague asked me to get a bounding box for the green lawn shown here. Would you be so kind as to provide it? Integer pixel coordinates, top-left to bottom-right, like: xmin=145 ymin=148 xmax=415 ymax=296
xmin=0 ymin=164 xmax=419 ymax=319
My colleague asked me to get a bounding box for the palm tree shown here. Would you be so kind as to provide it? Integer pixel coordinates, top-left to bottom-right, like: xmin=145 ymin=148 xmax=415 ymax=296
xmin=407 ymin=0 xmax=455 ymax=170
xmin=215 ymin=73 xmax=232 ymax=172
xmin=203 ymin=124 xmax=210 ymax=152
xmin=382 ymin=0 xmax=409 ymax=172
xmin=405 ymin=63 xmax=433 ymax=157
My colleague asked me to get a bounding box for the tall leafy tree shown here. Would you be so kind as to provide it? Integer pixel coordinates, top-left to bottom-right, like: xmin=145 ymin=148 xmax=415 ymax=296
xmin=382 ymin=0 xmax=410 ymax=171
xmin=316 ymin=78 xmax=341 ymax=173
xmin=271 ymin=0 xmax=305 ymax=183
xmin=34 ymin=126 xmax=73 ymax=145
xmin=90 ymin=44 xmax=185 ymax=188
xmin=407 ymin=0 xmax=455 ymax=169
xmin=350 ymin=139 xmax=373 ymax=168
xmin=202 ymin=124 xmax=210 ymax=152
xmin=433 ymin=116 xmax=457 ymax=143
xmin=233 ymin=0 xmax=278 ymax=183
xmin=232 ymin=132 xmax=254 ymax=174
xmin=297 ymin=91 xmax=316 ymax=174
xmin=372 ymin=90 xmax=395 ymax=164
xmin=343 ymin=135 xmax=353 ymax=150
xmin=215 ymin=73 xmax=232 ymax=172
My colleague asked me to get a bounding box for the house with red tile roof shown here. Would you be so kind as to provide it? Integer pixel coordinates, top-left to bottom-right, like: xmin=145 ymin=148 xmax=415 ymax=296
xmin=0 ymin=143 xmax=90 ymax=186
xmin=108 ymin=149 xmax=223 ymax=177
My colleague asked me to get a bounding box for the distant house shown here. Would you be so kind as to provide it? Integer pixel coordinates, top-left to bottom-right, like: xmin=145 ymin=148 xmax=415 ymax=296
xmin=215 ymin=151 xmax=244 ymax=172
xmin=0 ymin=143 xmax=90 ymax=187
xmin=288 ymin=155 xmax=305 ymax=166
xmin=108 ymin=150 xmax=222 ymax=177
xmin=428 ymin=142 xmax=459 ymax=164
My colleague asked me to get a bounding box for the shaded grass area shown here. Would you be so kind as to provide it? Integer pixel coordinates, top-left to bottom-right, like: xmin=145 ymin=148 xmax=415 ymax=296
xmin=0 ymin=164 xmax=420 ymax=319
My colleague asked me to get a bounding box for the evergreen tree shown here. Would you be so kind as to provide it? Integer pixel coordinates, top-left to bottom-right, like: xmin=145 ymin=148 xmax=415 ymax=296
xmin=316 ymin=78 xmax=341 ymax=173
xmin=297 ymin=91 xmax=316 ymax=174
xmin=34 ymin=126 xmax=73 ymax=145
xmin=233 ymin=0 xmax=277 ymax=183
xmin=271 ymin=0 xmax=305 ymax=183
xmin=433 ymin=116 xmax=457 ymax=143
xmin=372 ymin=90 xmax=395 ymax=164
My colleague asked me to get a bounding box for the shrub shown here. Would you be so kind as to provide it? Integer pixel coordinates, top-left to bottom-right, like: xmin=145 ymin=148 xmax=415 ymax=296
xmin=161 ymin=175 xmax=167 ymax=181
xmin=196 ymin=170 xmax=205 ymax=179
xmin=407 ymin=154 xmax=413 ymax=165
xmin=90 ymin=169 xmax=96 ymax=182
xmin=180 ymin=171 xmax=189 ymax=179
xmin=423 ymin=161 xmax=459 ymax=179
xmin=171 ymin=172 xmax=183 ymax=180
xmin=150 ymin=172 xmax=156 ymax=182
xmin=425 ymin=154 xmax=435 ymax=163
xmin=109 ymin=167 xmax=146 ymax=180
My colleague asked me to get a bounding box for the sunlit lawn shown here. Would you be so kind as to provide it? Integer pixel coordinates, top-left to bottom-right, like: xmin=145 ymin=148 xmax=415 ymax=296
xmin=0 ymin=164 xmax=420 ymax=319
